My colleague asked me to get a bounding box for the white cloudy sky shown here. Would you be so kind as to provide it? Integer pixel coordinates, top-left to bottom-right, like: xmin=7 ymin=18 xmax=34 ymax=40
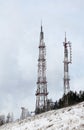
xmin=0 ymin=0 xmax=84 ymax=119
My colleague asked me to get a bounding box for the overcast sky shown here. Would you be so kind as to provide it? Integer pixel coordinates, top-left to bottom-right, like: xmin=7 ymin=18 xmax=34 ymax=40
xmin=0 ymin=0 xmax=84 ymax=119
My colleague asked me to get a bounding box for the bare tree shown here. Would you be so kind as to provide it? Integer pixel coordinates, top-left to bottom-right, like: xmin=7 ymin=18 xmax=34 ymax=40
xmin=0 ymin=115 xmax=5 ymax=125
xmin=6 ymin=112 xmax=13 ymax=123
xmin=20 ymin=107 xmax=30 ymax=120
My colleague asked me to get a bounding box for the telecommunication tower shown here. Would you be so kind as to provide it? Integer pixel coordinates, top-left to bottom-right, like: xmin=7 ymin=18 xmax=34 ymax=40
xmin=35 ymin=25 xmax=48 ymax=113
xmin=63 ymin=33 xmax=72 ymax=95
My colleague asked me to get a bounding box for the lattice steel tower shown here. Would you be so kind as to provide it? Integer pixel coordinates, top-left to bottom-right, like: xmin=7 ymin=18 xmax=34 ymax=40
xmin=63 ymin=33 xmax=72 ymax=95
xmin=35 ymin=25 xmax=48 ymax=113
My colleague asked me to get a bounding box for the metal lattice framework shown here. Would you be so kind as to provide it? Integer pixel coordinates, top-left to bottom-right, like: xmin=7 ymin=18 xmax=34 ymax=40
xmin=63 ymin=33 xmax=72 ymax=95
xmin=35 ymin=25 xmax=48 ymax=112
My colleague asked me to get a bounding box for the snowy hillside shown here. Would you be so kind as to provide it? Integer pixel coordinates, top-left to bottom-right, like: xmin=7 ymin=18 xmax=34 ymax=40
xmin=0 ymin=102 xmax=84 ymax=130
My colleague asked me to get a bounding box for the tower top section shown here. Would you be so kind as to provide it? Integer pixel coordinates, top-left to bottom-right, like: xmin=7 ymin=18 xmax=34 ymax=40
xmin=65 ymin=32 xmax=67 ymax=43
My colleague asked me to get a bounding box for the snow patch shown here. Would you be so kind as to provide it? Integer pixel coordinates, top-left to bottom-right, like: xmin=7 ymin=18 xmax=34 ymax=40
xmin=0 ymin=102 xmax=84 ymax=130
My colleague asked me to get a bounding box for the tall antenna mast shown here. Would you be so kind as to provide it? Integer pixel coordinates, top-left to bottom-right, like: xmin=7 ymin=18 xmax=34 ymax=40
xmin=63 ymin=33 xmax=72 ymax=95
xmin=35 ymin=25 xmax=48 ymax=113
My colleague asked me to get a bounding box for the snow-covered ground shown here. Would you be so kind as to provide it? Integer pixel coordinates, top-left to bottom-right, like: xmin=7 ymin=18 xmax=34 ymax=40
xmin=0 ymin=102 xmax=84 ymax=130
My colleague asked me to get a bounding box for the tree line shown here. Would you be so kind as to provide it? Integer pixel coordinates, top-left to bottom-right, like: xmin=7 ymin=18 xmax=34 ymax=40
xmin=52 ymin=90 xmax=84 ymax=110
xmin=36 ymin=90 xmax=84 ymax=114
